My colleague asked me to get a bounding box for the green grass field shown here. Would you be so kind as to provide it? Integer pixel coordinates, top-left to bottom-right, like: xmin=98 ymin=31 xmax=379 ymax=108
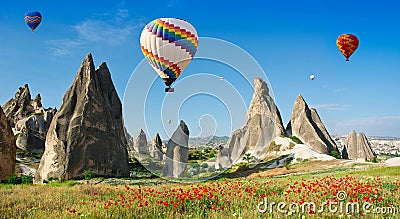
xmin=1 ymin=166 xmax=400 ymax=219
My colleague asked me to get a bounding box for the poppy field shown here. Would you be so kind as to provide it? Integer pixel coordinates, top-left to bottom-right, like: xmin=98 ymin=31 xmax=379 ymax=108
xmin=1 ymin=166 xmax=400 ymax=218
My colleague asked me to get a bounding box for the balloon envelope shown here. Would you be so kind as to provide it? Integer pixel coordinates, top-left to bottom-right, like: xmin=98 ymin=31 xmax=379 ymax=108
xmin=24 ymin=11 xmax=42 ymax=32
xmin=336 ymin=34 xmax=359 ymax=61
xmin=140 ymin=18 xmax=198 ymax=87
xmin=310 ymin=74 xmax=315 ymax=80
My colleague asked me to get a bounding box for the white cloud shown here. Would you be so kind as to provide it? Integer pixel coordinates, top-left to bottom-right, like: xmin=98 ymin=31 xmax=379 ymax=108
xmin=47 ymin=39 xmax=84 ymax=56
xmin=47 ymin=6 xmax=146 ymax=56
xmin=73 ymin=20 xmax=135 ymax=45
xmin=73 ymin=7 xmax=146 ymax=45
xmin=310 ymin=103 xmax=349 ymax=111
xmin=51 ymin=48 xmax=71 ymax=56
xmin=116 ymin=9 xmax=129 ymax=21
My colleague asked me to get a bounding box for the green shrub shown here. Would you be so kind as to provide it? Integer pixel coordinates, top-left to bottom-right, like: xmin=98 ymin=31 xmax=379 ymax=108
xmin=83 ymin=170 xmax=94 ymax=180
xmin=188 ymin=161 xmax=200 ymax=168
xmin=47 ymin=177 xmax=59 ymax=182
xmin=235 ymin=162 xmax=249 ymax=168
xmin=370 ymin=157 xmax=378 ymax=163
xmin=243 ymin=153 xmax=253 ymax=163
xmin=200 ymin=163 xmax=208 ymax=168
xmin=21 ymin=175 xmax=33 ymax=184
xmin=330 ymin=150 xmax=342 ymax=159
xmin=204 ymin=152 xmax=217 ymax=159
xmin=188 ymin=150 xmax=203 ymax=160
xmin=289 ymin=136 xmax=303 ymax=144
xmin=203 ymin=147 xmax=212 ymax=154
xmin=6 ymin=174 xmax=22 ymax=184
xmin=189 ymin=149 xmax=217 ymax=161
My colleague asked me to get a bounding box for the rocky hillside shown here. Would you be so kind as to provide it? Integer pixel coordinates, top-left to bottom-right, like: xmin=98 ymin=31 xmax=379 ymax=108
xmin=2 ymin=84 xmax=56 ymax=153
xmin=216 ymin=78 xmax=285 ymax=169
xmin=286 ymin=95 xmax=338 ymax=154
xmin=342 ymin=130 xmax=376 ymax=161
xmin=34 ymin=53 xmax=130 ymax=183
xmin=0 ymin=106 xmax=16 ymax=181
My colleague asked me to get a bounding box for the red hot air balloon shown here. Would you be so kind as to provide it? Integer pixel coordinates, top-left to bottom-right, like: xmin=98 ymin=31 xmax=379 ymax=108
xmin=336 ymin=34 xmax=359 ymax=61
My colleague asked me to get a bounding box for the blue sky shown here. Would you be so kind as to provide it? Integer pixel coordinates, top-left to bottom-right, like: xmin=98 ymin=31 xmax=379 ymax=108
xmin=1 ymin=0 xmax=399 ymax=139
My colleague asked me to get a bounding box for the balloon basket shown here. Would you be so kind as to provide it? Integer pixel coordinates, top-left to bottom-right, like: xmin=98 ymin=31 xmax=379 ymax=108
xmin=165 ymin=88 xmax=175 ymax=92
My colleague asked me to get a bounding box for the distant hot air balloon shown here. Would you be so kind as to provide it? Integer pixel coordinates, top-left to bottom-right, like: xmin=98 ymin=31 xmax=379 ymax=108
xmin=24 ymin=11 xmax=42 ymax=33
xmin=140 ymin=18 xmax=198 ymax=92
xmin=168 ymin=119 xmax=172 ymax=124
xmin=219 ymin=76 xmax=224 ymax=81
xmin=336 ymin=34 xmax=359 ymax=61
xmin=310 ymin=74 xmax=315 ymax=80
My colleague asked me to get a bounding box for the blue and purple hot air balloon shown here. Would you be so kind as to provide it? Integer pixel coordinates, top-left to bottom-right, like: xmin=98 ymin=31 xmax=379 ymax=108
xmin=24 ymin=11 xmax=42 ymax=32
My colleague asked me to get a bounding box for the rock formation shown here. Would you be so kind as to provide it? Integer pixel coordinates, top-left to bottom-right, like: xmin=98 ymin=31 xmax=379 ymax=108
xmin=124 ymin=127 xmax=134 ymax=147
xmin=2 ymin=84 xmax=56 ymax=153
xmin=150 ymin=133 xmax=163 ymax=161
xmin=162 ymin=120 xmax=189 ymax=178
xmin=2 ymin=84 xmax=33 ymax=126
xmin=216 ymin=78 xmax=285 ymax=169
xmin=34 ymin=53 xmax=129 ymax=183
xmin=343 ymin=130 xmax=357 ymax=159
xmin=43 ymin=108 xmax=57 ymax=130
xmin=134 ymin=129 xmax=148 ymax=155
xmin=342 ymin=130 xmax=376 ymax=160
xmin=14 ymin=115 xmax=47 ymax=153
xmin=286 ymin=95 xmax=338 ymax=154
xmin=0 ymin=106 xmax=16 ymax=181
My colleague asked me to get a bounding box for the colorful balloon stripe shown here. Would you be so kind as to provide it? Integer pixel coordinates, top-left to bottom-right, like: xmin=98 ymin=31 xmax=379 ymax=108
xmin=146 ymin=19 xmax=198 ymax=57
xmin=336 ymin=34 xmax=359 ymax=60
xmin=24 ymin=16 xmax=42 ymax=22
xmin=141 ymin=46 xmax=182 ymax=79
xmin=140 ymin=18 xmax=198 ymax=88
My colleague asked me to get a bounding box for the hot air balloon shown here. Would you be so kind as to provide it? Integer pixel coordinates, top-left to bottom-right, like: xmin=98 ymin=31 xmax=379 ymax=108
xmin=336 ymin=34 xmax=359 ymax=61
xmin=24 ymin=11 xmax=42 ymax=33
xmin=310 ymin=74 xmax=315 ymax=80
xmin=219 ymin=76 xmax=224 ymax=81
xmin=140 ymin=18 xmax=198 ymax=92
xmin=168 ymin=119 xmax=172 ymax=124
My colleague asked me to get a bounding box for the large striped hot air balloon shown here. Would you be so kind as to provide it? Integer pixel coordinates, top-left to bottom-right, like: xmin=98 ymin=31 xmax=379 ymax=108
xmin=336 ymin=34 xmax=359 ymax=61
xmin=24 ymin=11 xmax=42 ymax=33
xmin=140 ymin=18 xmax=198 ymax=92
